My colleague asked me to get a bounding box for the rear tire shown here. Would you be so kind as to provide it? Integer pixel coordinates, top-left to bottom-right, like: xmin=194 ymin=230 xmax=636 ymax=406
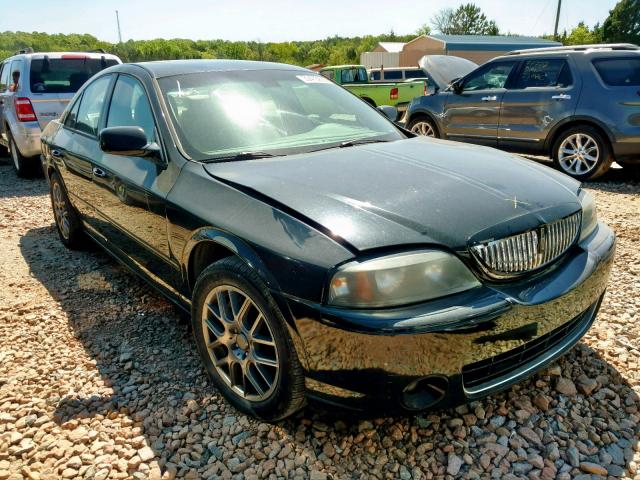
xmin=191 ymin=257 xmax=305 ymax=421
xmin=50 ymin=172 xmax=85 ymax=249
xmin=408 ymin=116 xmax=439 ymax=138
xmin=9 ymin=132 xmax=38 ymax=178
xmin=552 ymin=126 xmax=612 ymax=181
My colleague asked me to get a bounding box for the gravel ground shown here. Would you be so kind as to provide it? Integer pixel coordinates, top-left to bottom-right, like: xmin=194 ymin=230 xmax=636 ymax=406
xmin=0 ymin=156 xmax=639 ymax=480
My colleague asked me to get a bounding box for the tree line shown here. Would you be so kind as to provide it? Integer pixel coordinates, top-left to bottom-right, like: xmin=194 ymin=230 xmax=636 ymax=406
xmin=1 ymin=0 xmax=637 ymax=65
xmin=0 ymin=31 xmax=416 ymax=65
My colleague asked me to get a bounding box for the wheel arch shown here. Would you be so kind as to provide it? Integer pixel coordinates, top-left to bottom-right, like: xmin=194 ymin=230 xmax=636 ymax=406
xmin=184 ymin=228 xmax=279 ymax=295
xmin=360 ymin=96 xmax=376 ymax=107
xmin=545 ymin=117 xmax=615 ymax=157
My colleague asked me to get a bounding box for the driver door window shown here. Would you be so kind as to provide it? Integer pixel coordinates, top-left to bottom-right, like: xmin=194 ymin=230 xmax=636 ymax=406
xmin=463 ymin=62 xmax=516 ymax=91
xmin=106 ymin=75 xmax=156 ymax=142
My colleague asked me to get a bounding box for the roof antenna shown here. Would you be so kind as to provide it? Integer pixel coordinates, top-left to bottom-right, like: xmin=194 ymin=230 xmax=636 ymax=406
xmin=115 ymin=10 xmax=123 ymax=43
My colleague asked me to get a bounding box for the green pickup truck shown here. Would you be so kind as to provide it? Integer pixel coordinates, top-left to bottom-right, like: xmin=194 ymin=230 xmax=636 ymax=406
xmin=319 ymin=65 xmax=426 ymax=112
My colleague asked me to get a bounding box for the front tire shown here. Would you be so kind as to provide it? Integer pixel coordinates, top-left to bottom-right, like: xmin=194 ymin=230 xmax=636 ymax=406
xmin=50 ymin=172 xmax=84 ymax=249
xmin=552 ymin=126 xmax=612 ymax=181
xmin=408 ymin=116 xmax=438 ymax=138
xmin=191 ymin=257 xmax=305 ymax=421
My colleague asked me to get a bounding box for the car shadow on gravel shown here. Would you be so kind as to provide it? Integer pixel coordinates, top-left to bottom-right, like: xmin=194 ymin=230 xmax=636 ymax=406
xmin=18 ymin=217 xmax=640 ymax=478
xmin=0 ymin=156 xmax=48 ymax=198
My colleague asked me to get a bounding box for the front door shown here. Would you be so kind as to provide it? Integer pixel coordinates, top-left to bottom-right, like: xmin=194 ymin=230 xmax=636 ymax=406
xmin=499 ymin=58 xmax=580 ymax=153
xmin=89 ymin=73 xmax=182 ymax=290
xmin=442 ymin=61 xmax=517 ymax=146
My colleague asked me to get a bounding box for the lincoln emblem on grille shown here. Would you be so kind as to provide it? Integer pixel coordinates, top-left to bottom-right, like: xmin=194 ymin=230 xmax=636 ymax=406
xmin=471 ymin=212 xmax=582 ymax=277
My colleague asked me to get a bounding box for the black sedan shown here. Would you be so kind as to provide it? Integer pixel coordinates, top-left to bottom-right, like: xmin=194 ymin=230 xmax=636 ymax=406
xmin=41 ymin=60 xmax=615 ymax=421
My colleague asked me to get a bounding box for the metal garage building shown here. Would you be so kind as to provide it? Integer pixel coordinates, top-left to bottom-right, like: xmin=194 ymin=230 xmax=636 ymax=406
xmin=361 ymin=35 xmax=562 ymax=68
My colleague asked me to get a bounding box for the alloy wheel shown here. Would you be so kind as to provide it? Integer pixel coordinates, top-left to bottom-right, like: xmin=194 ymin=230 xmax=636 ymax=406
xmin=52 ymin=182 xmax=71 ymax=240
xmin=201 ymin=285 xmax=279 ymax=401
xmin=410 ymin=121 xmax=435 ymax=137
xmin=558 ymin=133 xmax=599 ymax=176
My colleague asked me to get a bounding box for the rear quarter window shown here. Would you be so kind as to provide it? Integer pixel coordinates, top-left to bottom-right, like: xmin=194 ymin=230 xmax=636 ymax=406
xmin=593 ymin=58 xmax=640 ymax=86
xmin=30 ymin=56 xmax=119 ymax=94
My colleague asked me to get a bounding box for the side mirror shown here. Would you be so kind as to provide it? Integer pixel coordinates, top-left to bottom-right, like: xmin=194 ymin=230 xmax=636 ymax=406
xmin=99 ymin=126 xmax=161 ymax=160
xmin=377 ymin=105 xmax=399 ymax=122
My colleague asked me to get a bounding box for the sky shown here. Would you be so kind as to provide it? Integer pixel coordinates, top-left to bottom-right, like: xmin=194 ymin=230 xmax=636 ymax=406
xmin=2 ymin=0 xmax=619 ymax=43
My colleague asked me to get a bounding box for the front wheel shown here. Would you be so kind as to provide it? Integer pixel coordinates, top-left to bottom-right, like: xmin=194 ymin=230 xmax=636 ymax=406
xmin=191 ymin=257 xmax=305 ymax=421
xmin=552 ymin=126 xmax=612 ymax=181
xmin=408 ymin=117 xmax=438 ymax=138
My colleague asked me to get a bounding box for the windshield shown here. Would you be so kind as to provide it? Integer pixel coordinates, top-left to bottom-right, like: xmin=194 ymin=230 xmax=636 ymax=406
xmin=30 ymin=56 xmax=119 ymax=94
xmin=159 ymin=69 xmax=404 ymax=161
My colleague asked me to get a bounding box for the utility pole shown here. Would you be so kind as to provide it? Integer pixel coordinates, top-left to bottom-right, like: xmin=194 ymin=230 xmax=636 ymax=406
xmin=115 ymin=10 xmax=123 ymax=43
xmin=553 ymin=0 xmax=562 ymax=40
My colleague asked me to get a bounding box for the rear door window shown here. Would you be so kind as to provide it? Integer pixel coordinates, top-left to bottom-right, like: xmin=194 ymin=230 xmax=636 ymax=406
xmin=74 ymin=75 xmax=113 ymax=136
xmin=29 ymin=56 xmax=118 ymax=94
xmin=0 ymin=62 xmax=9 ymax=92
xmin=593 ymin=58 xmax=640 ymax=86
xmin=513 ymin=59 xmax=573 ymax=88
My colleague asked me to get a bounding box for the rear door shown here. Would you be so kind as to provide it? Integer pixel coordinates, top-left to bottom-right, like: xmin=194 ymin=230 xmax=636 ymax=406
xmin=29 ymin=54 xmax=120 ymax=129
xmin=442 ymin=61 xmax=517 ymax=146
xmin=0 ymin=59 xmax=23 ymax=142
xmin=499 ymin=57 xmax=579 ymax=152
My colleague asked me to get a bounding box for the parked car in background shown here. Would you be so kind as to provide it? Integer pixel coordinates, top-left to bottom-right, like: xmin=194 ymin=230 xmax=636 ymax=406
xmin=319 ymin=64 xmax=426 ymax=114
xmin=369 ymin=56 xmax=477 ymax=95
xmin=406 ymin=44 xmax=640 ymax=180
xmin=0 ymin=48 xmax=121 ymax=177
xmin=42 ymin=60 xmax=614 ymax=420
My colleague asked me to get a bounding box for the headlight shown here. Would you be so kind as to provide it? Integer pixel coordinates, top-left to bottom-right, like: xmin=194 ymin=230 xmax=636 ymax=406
xmin=579 ymin=190 xmax=598 ymax=241
xmin=327 ymin=250 xmax=480 ymax=308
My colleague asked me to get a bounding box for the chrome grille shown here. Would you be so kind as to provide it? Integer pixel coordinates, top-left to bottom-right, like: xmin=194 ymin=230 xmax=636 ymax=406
xmin=471 ymin=212 xmax=581 ymax=277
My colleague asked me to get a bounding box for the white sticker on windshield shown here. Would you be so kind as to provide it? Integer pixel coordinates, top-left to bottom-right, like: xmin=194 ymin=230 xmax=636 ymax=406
xmin=296 ymin=74 xmax=331 ymax=84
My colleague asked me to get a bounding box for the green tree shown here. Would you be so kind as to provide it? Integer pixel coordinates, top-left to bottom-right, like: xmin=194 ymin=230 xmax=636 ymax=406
xmin=564 ymin=22 xmax=602 ymax=45
xmin=430 ymin=3 xmax=500 ymax=35
xmin=416 ymin=24 xmax=432 ymax=36
xmin=602 ymin=0 xmax=640 ymax=44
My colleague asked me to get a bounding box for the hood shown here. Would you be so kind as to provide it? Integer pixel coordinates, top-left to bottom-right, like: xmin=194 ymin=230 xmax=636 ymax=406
xmin=204 ymin=137 xmax=581 ymax=252
xmin=418 ymin=55 xmax=478 ymax=89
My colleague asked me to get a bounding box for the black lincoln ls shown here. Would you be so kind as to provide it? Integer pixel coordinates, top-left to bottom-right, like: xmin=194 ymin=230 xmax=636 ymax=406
xmin=41 ymin=60 xmax=615 ymax=420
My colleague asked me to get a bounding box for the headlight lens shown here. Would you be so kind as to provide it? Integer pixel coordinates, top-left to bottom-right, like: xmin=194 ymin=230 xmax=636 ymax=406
xmin=327 ymin=250 xmax=480 ymax=308
xmin=579 ymin=190 xmax=598 ymax=241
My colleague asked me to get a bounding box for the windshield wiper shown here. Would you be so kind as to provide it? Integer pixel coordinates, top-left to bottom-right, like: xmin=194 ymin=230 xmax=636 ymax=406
xmin=309 ymin=138 xmax=389 ymax=153
xmin=204 ymin=151 xmax=280 ymax=163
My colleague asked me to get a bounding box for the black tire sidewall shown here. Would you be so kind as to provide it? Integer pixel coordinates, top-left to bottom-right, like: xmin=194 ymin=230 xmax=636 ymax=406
xmin=191 ymin=258 xmax=303 ymax=421
xmin=552 ymin=126 xmax=611 ymax=181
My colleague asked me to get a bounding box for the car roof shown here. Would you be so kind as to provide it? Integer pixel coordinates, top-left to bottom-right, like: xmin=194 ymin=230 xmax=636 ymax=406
xmin=130 ymin=59 xmax=310 ymax=78
xmin=5 ymin=51 xmax=121 ymax=61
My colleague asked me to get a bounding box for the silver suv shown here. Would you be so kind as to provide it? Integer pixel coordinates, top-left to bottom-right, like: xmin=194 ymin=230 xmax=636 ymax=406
xmin=0 ymin=49 xmax=121 ymax=177
xmin=405 ymin=44 xmax=640 ymax=180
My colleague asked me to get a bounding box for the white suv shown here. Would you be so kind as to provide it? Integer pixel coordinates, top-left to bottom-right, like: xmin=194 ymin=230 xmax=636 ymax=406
xmin=0 ymin=48 xmax=121 ymax=177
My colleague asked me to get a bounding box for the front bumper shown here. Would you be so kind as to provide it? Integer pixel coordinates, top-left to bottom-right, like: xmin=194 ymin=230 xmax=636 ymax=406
xmin=285 ymin=222 xmax=615 ymax=413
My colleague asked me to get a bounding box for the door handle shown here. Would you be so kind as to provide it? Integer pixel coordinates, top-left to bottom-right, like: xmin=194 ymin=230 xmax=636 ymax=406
xmin=481 ymin=95 xmax=497 ymax=101
xmin=51 ymin=149 xmax=63 ymax=158
xmin=552 ymin=94 xmax=571 ymax=100
xmin=92 ymin=167 xmax=107 ymax=178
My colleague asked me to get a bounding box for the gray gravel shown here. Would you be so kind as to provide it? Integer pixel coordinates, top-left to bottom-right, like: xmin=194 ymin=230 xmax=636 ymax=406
xmin=0 ymin=157 xmax=639 ymax=480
